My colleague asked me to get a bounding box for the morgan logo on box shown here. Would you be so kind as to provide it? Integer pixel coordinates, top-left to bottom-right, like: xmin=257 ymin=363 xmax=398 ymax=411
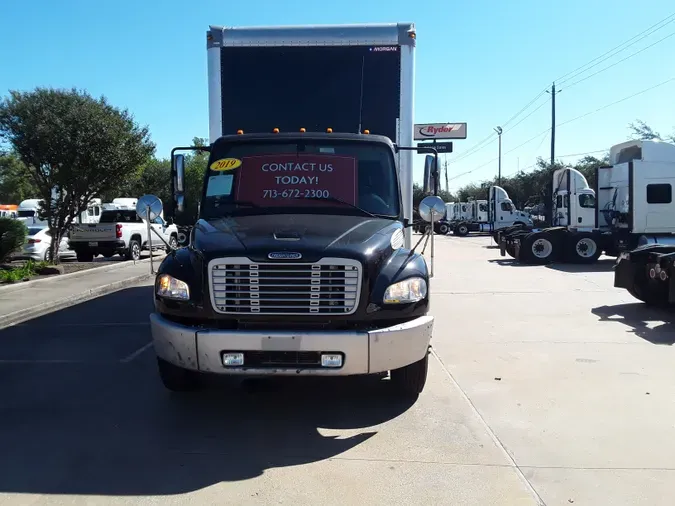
xmin=268 ymin=251 xmax=302 ymax=260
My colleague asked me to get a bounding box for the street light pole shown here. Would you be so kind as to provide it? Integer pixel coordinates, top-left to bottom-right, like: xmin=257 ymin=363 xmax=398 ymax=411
xmin=494 ymin=126 xmax=503 ymax=186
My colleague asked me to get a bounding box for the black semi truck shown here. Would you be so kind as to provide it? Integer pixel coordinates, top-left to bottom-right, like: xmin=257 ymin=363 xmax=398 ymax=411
xmin=146 ymin=23 xmax=437 ymax=397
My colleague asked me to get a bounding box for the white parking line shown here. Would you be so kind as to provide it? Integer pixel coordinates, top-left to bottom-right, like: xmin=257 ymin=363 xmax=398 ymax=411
xmin=119 ymin=342 xmax=153 ymax=363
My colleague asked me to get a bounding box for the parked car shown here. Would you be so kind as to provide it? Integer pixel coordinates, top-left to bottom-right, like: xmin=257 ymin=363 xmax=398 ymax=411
xmin=13 ymin=226 xmax=75 ymax=262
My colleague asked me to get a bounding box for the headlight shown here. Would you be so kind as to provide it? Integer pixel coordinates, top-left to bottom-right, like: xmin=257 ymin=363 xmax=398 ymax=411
xmin=383 ymin=277 xmax=427 ymax=304
xmin=156 ymin=274 xmax=190 ymax=300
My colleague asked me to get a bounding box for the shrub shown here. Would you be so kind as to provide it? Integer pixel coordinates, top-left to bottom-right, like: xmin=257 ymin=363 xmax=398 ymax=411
xmin=0 ymin=217 xmax=27 ymax=264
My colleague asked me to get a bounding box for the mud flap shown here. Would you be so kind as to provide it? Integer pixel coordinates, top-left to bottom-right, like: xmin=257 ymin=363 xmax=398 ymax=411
xmin=613 ymin=256 xmax=634 ymax=289
xmin=499 ymin=237 xmax=506 ymax=257
xmin=513 ymin=239 xmax=521 ymax=261
xmin=666 ymin=256 xmax=675 ymax=304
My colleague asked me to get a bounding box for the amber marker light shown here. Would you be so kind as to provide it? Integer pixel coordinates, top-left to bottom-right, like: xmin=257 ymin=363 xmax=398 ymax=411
xmin=236 ymin=129 xmax=244 ymax=135
xmin=300 ymin=127 xmax=306 ymax=133
xmin=326 ymin=127 xmax=333 ymax=133
xmin=273 ymin=127 xmax=280 ymax=133
xmin=363 ymin=129 xmax=370 ymax=134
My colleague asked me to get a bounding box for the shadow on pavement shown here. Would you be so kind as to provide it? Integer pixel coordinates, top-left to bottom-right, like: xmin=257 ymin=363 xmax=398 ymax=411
xmin=545 ymin=258 xmax=616 ymax=273
xmin=592 ymin=303 xmax=675 ymax=345
xmin=487 ymin=258 xmax=616 ymax=272
xmin=487 ymin=258 xmax=532 ymax=267
xmin=0 ymin=286 xmax=416 ymax=496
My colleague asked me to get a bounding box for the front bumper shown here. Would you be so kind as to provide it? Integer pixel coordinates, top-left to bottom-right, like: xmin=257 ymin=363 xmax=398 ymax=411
xmin=149 ymin=313 xmax=434 ymax=376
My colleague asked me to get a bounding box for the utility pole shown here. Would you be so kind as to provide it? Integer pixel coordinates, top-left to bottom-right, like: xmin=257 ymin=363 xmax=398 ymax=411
xmin=443 ymin=156 xmax=449 ymax=194
xmin=494 ymin=126 xmax=503 ymax=185
xmin=546 ymin=82 xmax=561 ymax=167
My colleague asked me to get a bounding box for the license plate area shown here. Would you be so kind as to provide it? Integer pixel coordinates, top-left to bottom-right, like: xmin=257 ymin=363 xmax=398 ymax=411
xmin=88 ymin=242 xmax=98 ymax=247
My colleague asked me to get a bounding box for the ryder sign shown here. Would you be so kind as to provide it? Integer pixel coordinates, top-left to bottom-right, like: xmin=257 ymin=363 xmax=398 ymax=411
xmin=414 ymin=123 xmax=467 ymax=140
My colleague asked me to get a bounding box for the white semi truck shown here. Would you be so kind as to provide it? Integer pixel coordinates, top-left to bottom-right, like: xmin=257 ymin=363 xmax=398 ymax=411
xmin=451 ymin=186 xmax=532 ymax=236
xmin=501 ymin=140 xmax=675 ymax=265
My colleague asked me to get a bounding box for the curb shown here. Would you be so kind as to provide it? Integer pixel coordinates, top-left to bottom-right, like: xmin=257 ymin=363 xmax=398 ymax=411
xmin=0 ymin=254 xmax=164 ymax=293
xmin=0 ymin=272 xmax=154 ymax=331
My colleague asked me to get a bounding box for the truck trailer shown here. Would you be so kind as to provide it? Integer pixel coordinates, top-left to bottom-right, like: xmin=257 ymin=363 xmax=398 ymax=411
xmin=500 ymin=140 xmax=675 ymax=265
xmin=148 ymin=22 xmax=435 ymax=397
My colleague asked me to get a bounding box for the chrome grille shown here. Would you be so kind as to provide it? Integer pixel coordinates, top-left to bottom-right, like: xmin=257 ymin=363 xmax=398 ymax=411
xmin=208 ymin=257 xmax=362 ymax=315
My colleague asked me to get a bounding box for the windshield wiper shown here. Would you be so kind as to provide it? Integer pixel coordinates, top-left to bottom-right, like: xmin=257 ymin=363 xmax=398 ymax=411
xmin=303 ymin=196 xmax=396 ymax=219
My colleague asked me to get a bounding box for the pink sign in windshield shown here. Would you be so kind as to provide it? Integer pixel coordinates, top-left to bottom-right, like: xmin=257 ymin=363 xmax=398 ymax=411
xmin=235 ymin=154 xmax=358 ymax=206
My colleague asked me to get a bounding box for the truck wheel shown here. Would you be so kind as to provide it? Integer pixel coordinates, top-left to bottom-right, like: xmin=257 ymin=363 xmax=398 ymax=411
xmin=76 ymin=250 xmax=94 ymax=262
xmin=126 ymin=239 xmax=141 ymax=261
xmin=390 ymin=352 xmax=428 ymax=396
xmin=568 ymin=234 xmax=602 ymax=264
xmin=521 ymin=232 xmax=555 ymax=264
xmin=455 ymin=223 xmax=469 ymax=237
xmin=157 ymin=358 xmax=200 ymax=392
xmin=439 ymin=223 xmax=449 ymax=235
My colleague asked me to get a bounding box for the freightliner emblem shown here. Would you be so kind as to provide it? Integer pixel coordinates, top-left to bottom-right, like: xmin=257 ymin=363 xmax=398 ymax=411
xmin=268 ymin=251 xmax=302 ymax=260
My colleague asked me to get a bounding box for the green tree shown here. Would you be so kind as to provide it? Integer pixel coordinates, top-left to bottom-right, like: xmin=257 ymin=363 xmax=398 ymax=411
xmin=0 ymin=87 xmax=155 ymax=263
xmin=0 ymin=152 xmax=38 ymax=203
xmin=183 ymin=137 xmax=209 ymax=221
xmin=628 ymin=119 xmax=675 ymax=142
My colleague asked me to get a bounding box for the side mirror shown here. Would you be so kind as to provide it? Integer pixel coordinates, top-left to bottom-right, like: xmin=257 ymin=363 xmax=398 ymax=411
xmin=174 ymin=154 xmax=185 ymax=193
xmin=172 ymin=154 xmax=186 ymax=215
xmin=418 ymin=195 xmax=446 ymax=222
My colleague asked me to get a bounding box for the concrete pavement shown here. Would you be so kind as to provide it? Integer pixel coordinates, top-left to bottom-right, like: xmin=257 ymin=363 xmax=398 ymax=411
xmin=428 ymin=234 xmax=675 ymax=506
xmin=1 ymin=234 xmax=673 ymax=504
xmin=0 ymin=253 xmax=163 ymax=330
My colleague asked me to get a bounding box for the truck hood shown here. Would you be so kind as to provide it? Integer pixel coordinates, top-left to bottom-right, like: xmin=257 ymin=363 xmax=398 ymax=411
xmin=191 ymin=214 xmax=403 ymax=263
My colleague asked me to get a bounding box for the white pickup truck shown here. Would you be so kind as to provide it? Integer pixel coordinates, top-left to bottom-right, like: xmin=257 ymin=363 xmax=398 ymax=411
xmin=68 ymin=209 xmax=178 ymax=262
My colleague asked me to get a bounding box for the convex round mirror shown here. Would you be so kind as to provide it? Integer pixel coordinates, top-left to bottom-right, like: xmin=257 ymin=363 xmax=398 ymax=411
xmin=418 ymin=195 xmax=446 ymax=222
xmin=136 ymin=194 xmax=163 ymax=222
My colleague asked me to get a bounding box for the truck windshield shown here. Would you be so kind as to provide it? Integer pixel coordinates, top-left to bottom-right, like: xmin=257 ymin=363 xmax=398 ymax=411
xmin=201 ymin=141 xmax=400 ymax=219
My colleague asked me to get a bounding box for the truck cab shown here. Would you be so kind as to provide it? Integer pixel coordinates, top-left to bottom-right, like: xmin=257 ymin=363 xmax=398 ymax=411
xmin=551 ymin=168 xmax=596 ymax=230
xmin=146 ymin=22 xmax=434 ymax=397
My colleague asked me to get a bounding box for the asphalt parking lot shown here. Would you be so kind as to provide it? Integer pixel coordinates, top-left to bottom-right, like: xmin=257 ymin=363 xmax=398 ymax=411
xmin=1 ymin=234 xmax=674 ymax=505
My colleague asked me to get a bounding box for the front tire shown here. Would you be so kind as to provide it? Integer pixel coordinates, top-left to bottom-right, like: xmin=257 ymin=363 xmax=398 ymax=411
xmin=157 ymin=358 xmax=200 ymax=392
xmin=390 ymin=352 xmax=429 ymax=396
xmin=439 ymin=223 xmax=449 ymax=235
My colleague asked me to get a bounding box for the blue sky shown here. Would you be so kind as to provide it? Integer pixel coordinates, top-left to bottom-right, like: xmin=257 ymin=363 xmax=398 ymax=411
xmin=1 ymin=0 xmax=673 ymax=193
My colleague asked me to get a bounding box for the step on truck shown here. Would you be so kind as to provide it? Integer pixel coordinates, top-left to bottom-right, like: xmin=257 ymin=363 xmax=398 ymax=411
xmin=452 ymin=186 xmax=532 ymax=237
xmin=500 ymin=140 xmax=675 ymax=265
xmin=146 ymin=22 xmax=437 ymax=397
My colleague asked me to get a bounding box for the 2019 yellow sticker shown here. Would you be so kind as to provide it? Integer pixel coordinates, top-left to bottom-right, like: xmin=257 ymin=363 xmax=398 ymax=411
xmin=210 ymin=158 xmax=242 ymax=171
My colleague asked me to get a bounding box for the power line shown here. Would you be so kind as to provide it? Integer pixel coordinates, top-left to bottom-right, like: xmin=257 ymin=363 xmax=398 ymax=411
xmin=451 ymin=87 xmax=549 ymax=163
xmin=504 ymin=97 xmax=549 ymax=133
xmin=449 ymin=75 xmax=675 ymax=184
xmin=563 ymin=30 xmax=675 ymax=90
xmin=446 ymin=13 xmax=675 ymax=179
xmin=555 ymin=12 xmax=675 ymax=85
xmin=558 ymin=149 xmax=608 ymax=158
xmin=558 ymin=75 xmax=675 ymax=127
xmin=501 ymin=88 xmax=549 ymax=128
